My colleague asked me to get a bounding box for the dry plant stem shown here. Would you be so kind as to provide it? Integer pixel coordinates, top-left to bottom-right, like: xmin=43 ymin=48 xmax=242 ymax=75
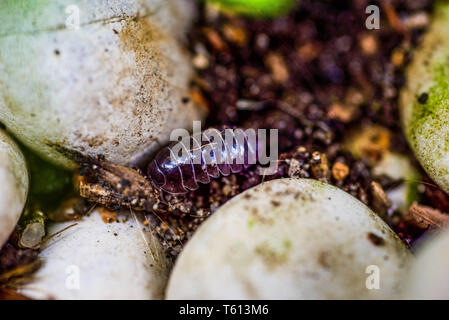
xmin=31 ymin=223 xmax=78 ymax=250
xmin=408 ymin=203 xmax=449 ymax=229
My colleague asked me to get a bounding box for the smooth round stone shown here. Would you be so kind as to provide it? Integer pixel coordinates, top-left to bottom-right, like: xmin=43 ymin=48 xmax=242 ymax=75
xmin=20 ymin=210 xmax=170 ymax=299
xmin=0 ymin=0 xmax=203 ymax=169
xmin=400 ymin=2 xmax=449 ymax=193
xmin=403 ymin=228 xmax=449 ymax=299
xmin=0 ymin=129 xmax=28 ymax=247
xmin=166 ymin=178 xmax=411 ymax=299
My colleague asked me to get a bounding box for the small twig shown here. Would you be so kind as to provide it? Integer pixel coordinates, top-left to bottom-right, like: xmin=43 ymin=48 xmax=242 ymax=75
xmin=408 ymin=203 xmax=449 ymax=229
xmin=31 ymin=223 xmax=78 ymax=249
xmin=381 ymin=0 xmax=406 ymax=34
xmin=78 ymin=157 xmax=157 ymax=211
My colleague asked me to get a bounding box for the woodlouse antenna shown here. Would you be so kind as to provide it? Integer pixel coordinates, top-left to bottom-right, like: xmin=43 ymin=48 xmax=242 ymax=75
xmin=31 ymin=223 xmax=78 ymax=250
xmin=146 ymin=128 xmax=261 ymax=194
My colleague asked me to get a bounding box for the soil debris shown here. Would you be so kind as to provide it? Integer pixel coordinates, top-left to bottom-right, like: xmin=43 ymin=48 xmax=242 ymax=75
xmin=408 ymin=203 xmax=449 ymax=229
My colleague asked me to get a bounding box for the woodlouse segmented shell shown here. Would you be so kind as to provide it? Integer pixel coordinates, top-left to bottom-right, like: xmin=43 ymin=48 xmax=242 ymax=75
xmin=147 ymin=128 xmax=260 ymax=194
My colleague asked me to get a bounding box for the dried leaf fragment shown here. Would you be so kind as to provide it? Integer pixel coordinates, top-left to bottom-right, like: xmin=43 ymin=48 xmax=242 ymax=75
xmin=76 ymin=154 xmax=157 ymax=212
xmin=408 ymin=203 xmax=449 ymax=229
xmin=203 ymin=27 xmax=227 ymax=51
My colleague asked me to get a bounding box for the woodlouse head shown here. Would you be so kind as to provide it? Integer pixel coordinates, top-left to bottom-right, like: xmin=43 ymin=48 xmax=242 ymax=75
xmin=147 ymin=147 xmax=188 ymax=194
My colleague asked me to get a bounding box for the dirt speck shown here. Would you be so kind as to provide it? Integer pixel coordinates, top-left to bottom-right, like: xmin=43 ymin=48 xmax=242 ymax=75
xmin=367 ymin=232 xmax=385 ymax=246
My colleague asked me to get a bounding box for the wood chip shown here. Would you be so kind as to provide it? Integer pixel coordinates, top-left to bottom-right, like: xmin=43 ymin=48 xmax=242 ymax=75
xmin=391 ymin=48 xmax=405 ymax=67
xmin=202 ymin=27 xmax=227 ymax=51
xmin=359 ymin=34 xmax=378 ymax=55
xmin=222 ymin=24 xmax=247 ymax=45
xmin=190 ymin=87 xmax=210 ymax=115
xmin=265 ymin=53 xmax=289 ymax=83
xmin=98 ymin=207 xmax=118 ymax=223
xmin=297 ymin=42 xmax=322 ymax=61
xmin=192 ymin=53 xmax=210 ymax=69
xmin=408 ymin=203 xmax=449 ymax=229
xmin=327 ymin=103 xmax=357 ymax=123
xmin=370 ymin=181 xmax=391 ymax=219
xmin=332 ymin=162 xmax=349 ymax=181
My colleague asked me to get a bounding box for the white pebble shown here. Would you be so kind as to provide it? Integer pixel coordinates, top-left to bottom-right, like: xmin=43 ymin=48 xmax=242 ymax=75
xmin=20 ymin=210 xmax=170 ymax=299
xmin=403 ymin=227 xmax=449 ymax=299
xmin=0 ymin=129 xmax=28 ymax=247
xmin=166 ymin=178 xmax=411 ymax=299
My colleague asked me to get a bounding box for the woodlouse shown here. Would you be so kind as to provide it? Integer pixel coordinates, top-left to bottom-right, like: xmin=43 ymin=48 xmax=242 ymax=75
xmin=147 ymin=128 xmax=263 ymax=194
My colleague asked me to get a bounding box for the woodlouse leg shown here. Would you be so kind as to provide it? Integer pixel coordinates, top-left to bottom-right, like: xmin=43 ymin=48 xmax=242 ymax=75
xmin=228 ymin=130 xmax=244 ymax=173
xmin=216 ymin=129 xmax=232 ymax=176
xmin=202 ymin=129 xmax=221 ymax=178
xmin=191 ymin=135 xmax=211 ymax=184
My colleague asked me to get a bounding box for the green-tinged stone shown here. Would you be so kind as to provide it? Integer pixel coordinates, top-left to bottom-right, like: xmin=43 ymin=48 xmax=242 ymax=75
xmin=400 ymin=2 xmax=449 ymax=193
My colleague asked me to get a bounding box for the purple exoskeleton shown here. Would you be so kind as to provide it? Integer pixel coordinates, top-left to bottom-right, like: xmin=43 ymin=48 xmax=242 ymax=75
xmin=147 ymin=128 xmax=262 ymax=194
